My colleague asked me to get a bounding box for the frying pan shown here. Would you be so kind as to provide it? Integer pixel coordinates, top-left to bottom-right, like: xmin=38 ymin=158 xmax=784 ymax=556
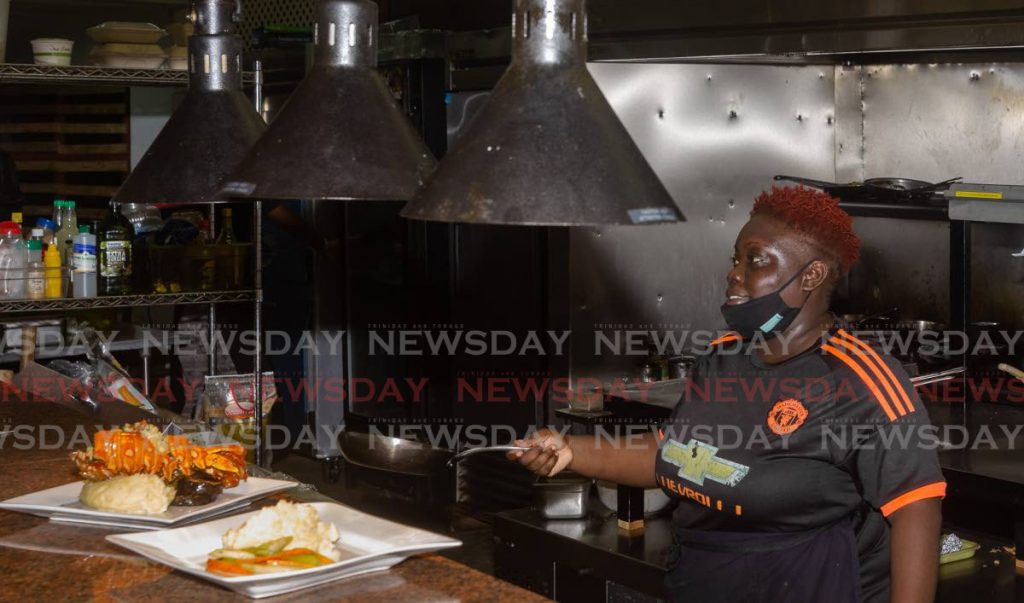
xmin=773 ymin=175 xmax=961 ymax=202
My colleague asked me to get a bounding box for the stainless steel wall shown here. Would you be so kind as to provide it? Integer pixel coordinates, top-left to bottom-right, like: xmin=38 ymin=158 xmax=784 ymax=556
xmin=572 ymin=60 xmax=1024 ymax=383
xmin=571 ymin=63 xmax=836 ymax=382
xmin=844 ymin=63 xmax=1024 ymax=328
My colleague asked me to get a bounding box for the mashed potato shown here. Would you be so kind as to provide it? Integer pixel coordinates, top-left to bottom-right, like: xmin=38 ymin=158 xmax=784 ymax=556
xmin=222 ymin=501 xmax=341 ymax=561
xmin=80 ymin=474 xmax=175 ymax=515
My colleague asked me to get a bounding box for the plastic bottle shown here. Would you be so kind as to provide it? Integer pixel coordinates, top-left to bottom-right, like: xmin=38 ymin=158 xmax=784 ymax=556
xmin=98 ymin=203 xmax=133 ymax=295
xmin=44 ymin=243 xmax=62 ymax=298
xmin=58 ymin=199 xmax=78 ymax=267
xmin=0 ymin=221 xmax=25 ymax=299
xmin=28 ymin=229 xmax=44 ymax=261
xmin=25 ymin=240 xmax=44 ymax=300
xmin=72 ymin=225 xmax=97 ymax=298
xmin=35 ymin=218 xmax=56 ymax=246
xmin=11 ymin=212 xmax=22 ymax=231
xmin=52 ymin=200 xmax=63 ymax=230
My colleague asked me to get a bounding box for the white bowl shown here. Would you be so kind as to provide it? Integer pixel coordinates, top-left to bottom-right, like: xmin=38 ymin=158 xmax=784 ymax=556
xmin=31 ymin=38 xmax=73 ymax=65
xmin=596 ymin=480 xmax=672 ymax=516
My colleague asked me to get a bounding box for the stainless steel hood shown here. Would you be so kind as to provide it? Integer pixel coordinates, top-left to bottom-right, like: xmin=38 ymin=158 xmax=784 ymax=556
xmin=222 ymin=0 xmax=436 ymax=202
xmin=112 ymin=0 xmax=266 ymax=205
xmin=400 ymin=0 xmax=683 ymax=227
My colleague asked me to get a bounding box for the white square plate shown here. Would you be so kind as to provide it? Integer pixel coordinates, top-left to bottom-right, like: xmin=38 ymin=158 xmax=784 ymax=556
xmin=106 ymin=502 xmax=462 ymax=599
xmin=0 ymin=478 xmax=295 ymax=527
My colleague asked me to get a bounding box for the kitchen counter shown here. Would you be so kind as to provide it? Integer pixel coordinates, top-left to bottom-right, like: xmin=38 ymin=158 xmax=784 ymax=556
xmin=0 ymin=399 xmax=547 ymax=602
xmin=495 ymin=508 xmax=1024 ymax=602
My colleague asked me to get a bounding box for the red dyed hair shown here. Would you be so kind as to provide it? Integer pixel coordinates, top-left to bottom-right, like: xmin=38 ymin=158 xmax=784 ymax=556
xmin=751 ymin=185 xmax=861 ymax=276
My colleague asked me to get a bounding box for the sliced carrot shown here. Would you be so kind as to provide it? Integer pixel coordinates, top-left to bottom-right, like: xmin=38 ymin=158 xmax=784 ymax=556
xmin=206 ymin=558 xmax=253 ymax=576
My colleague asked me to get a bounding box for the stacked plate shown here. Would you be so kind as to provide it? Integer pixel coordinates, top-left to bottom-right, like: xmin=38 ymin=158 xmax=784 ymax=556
xmin=86 ymin=22 xmax=167 ymax=69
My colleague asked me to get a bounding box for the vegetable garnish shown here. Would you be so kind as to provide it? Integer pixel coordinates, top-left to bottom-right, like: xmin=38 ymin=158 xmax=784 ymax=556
xmin=206 ymin=539 xmax=336 ymax=576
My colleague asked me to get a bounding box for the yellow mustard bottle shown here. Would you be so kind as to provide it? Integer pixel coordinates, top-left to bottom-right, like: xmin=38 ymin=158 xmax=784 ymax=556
xmin=44 ymin=243 xmax=62 ymax=298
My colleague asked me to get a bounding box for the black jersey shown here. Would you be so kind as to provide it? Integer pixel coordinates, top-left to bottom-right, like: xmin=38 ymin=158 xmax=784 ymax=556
xmin=655 ymin=326 xmax=946 ymax=602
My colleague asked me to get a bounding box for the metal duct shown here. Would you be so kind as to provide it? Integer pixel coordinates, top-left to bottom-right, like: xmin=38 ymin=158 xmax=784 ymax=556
xmin=112 ymin=0 xmax=266 ymax=205
xmin=400 ymin=0 xmax=682 ymax=227
xmin=221 ymin=0 xmax=436 ymax=202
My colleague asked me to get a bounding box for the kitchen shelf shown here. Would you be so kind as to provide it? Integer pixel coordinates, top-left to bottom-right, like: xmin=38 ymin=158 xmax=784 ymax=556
xmin=0 ymin=289 xmax=257 ymax=313
xmin=945 ymin=183 xmax=1024 ymax=224
xmin=0 ymin=63 xmax=257 ymax=87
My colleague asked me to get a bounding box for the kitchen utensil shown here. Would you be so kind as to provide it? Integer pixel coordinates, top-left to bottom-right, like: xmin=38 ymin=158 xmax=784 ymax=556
xmin=911 ymin=366 xmax=966 ymax=388
xmin=446 ymin=445 xmax=530 ymax=467
xmin=339 ymin=431 xmax=453 ymax=477
xmin=534 ymin=475 xmax=591 ymax=519
xmin=106 ymin=501 xmax=461 ymax=599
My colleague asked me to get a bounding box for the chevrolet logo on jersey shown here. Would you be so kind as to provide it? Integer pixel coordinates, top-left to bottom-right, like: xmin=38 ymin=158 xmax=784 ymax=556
xmin=662 ymin=439 xmax=750 ymax=487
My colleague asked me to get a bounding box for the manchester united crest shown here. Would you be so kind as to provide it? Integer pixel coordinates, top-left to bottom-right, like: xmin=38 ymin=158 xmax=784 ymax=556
xmin=767 ymin=398 xmax=808 ymax=435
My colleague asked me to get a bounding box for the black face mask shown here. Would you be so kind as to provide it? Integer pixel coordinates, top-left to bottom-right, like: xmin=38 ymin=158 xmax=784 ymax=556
xmin=720 ymin=261 xmax=813 ymax=340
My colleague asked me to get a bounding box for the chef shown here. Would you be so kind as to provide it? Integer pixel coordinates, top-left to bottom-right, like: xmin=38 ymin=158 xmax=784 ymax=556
xmin=511 ymin=185 xmax=945 ymax=603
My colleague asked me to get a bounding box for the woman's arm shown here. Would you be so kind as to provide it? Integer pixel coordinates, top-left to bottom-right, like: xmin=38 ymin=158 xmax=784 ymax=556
xmin=889 ymin=498 xmax=942 ymax=603
xmin=508 ymin=430 xmax=659 ymax=487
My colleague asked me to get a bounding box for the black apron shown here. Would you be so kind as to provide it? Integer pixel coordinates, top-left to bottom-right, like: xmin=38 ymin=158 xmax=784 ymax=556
xmin=664 ymin=517 xmax=861 ymax=603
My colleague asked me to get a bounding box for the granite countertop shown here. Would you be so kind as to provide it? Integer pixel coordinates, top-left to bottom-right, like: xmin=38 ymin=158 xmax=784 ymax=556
xmin=0 ymin=400 xmax=549 ymax=602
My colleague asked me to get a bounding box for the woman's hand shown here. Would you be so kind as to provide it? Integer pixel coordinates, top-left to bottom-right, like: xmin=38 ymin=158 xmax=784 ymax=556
xmin=507 ymin=429 xmax=573 ymax=477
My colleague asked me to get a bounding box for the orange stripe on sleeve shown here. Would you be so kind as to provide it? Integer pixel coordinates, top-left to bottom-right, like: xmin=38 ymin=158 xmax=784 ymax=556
xmin=838 ymin=329 xmax=915 ymax=413
xmin=709 ymin=334 xmax=740 ymax=346
xmin=822 ymin=344 xmax=898 ymax=421
xmin=880 ymin=482 xmax=946 ymax=517
xmin=829 ymin=336 xmax=907 ymax=417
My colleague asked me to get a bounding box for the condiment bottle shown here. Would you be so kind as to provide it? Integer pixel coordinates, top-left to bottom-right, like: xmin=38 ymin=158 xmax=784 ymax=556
xmin=43 ymin=243 xmax=61 ymax=298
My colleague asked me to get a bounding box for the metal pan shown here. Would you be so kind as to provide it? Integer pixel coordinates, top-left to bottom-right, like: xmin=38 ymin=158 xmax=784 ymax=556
xmin=773 ymin=175 xmax=961 ymax=203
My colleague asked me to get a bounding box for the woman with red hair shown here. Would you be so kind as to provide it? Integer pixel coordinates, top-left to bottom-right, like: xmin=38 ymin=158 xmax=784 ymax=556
xmin=512 ymin=186 xmax=944 ymax=603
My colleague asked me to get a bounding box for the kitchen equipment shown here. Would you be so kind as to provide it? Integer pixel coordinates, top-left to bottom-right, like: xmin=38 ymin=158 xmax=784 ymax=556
xmin=338 ymin=431 xmax=452 ymax=477
xmin=668 ymin=355 xmax=697 ymax=380
xmin=911 ymin=366 xmax=966 ymax=388
xmin=113 ymin=0 xmax=266 ymax=205
xmin=446 ymin=445 xmax=530 ymax=467
xmin=87 ymin=22 xmax=167 ymax=44
xmin=401 ymin=0 xmax=682 ymax=226
xmin=773 ymin=175 xmax=961 ymax=204
xmin=534 ymin=474 xmax=591 ymax=519
xmin=595 ymin=480 xmax=672 ymax=516
xmin=31 ymin=38 xmax=73 ymax=65
xmin=221 ymin=0 xmax=435 ymax=203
